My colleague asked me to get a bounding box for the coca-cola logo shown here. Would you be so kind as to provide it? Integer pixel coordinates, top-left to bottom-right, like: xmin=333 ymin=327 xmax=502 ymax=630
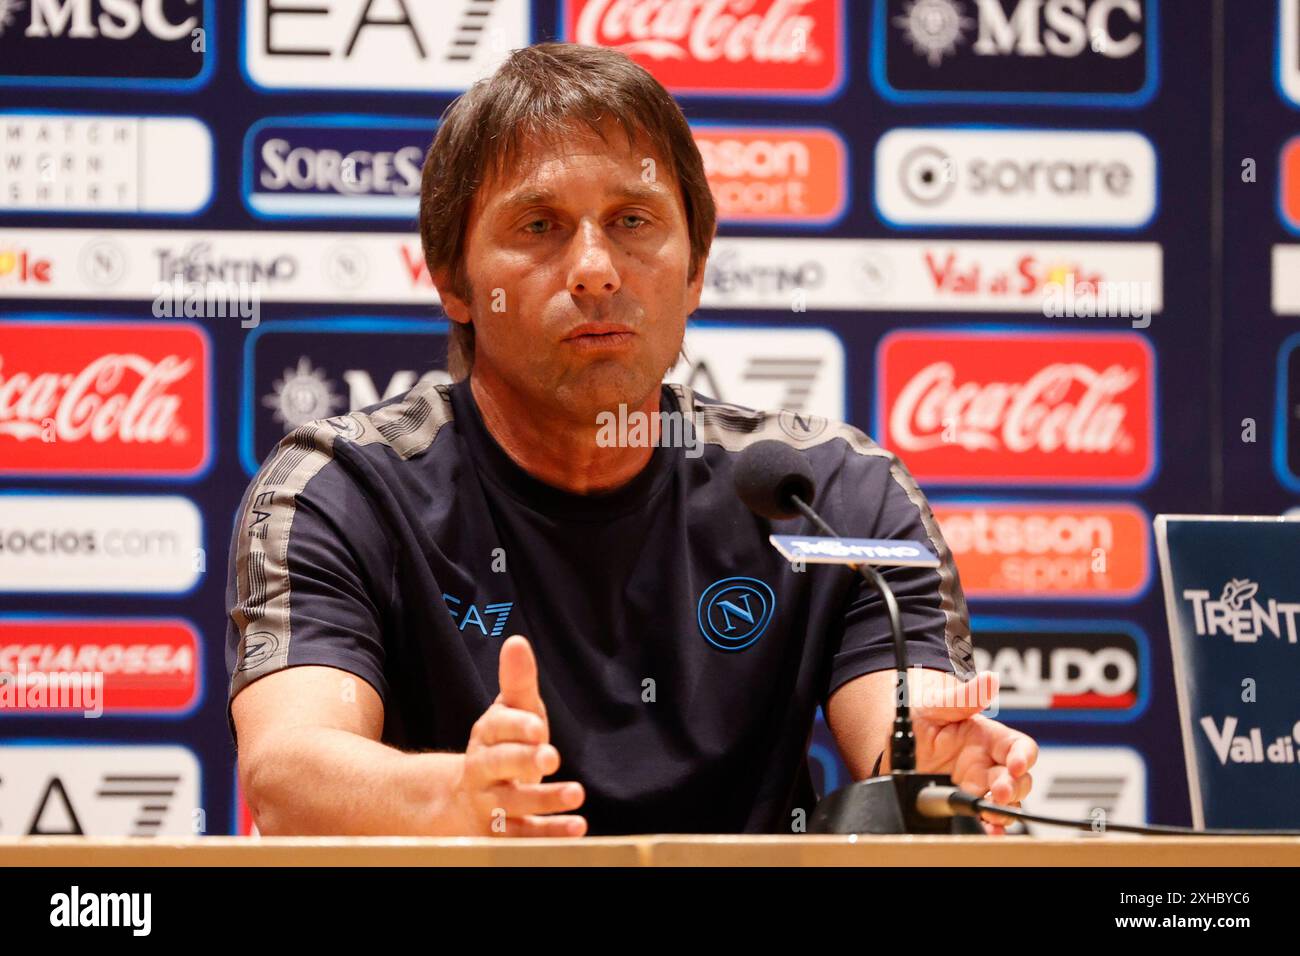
xmin=566 ymin=0 xmax=843 ymax=96
xmin=877 ymin=331 xmax=1155 ymax=485
xmin=0 ymin=320 xmax=209 ymax=477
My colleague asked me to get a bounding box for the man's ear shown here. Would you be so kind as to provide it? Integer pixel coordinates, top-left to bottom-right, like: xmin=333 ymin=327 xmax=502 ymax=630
xmin=686 ymin=251 xmax=709 ymax=315
xmin=432 ymin=269 xmax=472 ymax=325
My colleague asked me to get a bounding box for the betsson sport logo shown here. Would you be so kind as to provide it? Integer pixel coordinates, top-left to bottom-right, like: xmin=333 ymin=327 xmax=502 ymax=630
xmin=0 ymin=320 xmax=209 ymax=477
xmin=877 ymin=0 xmax=1154 ymax=104
xmin=932 ymin=501 xmax=1149 ymax=599
xmin=877 ymin=330 xmax=1155 ymax=485
xmin=693 ymin=125 xmax=848 ymax=225
xmin=566 ymin=0 xmax=844 ymax=97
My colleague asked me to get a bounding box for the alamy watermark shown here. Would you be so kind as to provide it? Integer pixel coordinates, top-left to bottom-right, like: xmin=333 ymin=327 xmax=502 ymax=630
xmin=595 ymin=404 xmax=701 ymax=459
xmin=0 ymin=665 xmax=103 ymax=718
xmin=151 ymin=273 xmax=261 ymax=328
xmin=1042 ymin=273 xmax=1153 ymax=329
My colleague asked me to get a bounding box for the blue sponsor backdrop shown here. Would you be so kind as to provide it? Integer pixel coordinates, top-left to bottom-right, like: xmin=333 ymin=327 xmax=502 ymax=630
xmin=0 ymin=0 xmax=1267 ymax=834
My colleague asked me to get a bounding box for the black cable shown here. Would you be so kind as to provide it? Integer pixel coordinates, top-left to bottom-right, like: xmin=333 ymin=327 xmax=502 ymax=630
xmin=945 ymin=788 xmax=1300 ymax=837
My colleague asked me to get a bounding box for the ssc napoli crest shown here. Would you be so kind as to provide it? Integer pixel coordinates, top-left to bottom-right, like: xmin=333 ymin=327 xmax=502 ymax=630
xmin=697 ymin=577 xmax=776 ymax=652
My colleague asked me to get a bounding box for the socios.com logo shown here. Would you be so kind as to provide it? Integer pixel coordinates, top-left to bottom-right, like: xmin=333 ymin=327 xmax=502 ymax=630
xmin=697 ymin=577 xmax=776 ymax=651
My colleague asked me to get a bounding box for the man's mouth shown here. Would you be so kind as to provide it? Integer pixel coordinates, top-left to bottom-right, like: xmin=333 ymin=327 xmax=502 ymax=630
xmin=563 ymin=323 xmax=637 ymax=349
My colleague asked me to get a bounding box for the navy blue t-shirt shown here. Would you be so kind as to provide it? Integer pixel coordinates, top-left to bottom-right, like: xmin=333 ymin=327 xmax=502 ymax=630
xmin=225 ymin=378 xmax=974 ymax=834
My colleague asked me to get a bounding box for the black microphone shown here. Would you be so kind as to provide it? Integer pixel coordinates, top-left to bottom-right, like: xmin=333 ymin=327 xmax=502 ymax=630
xmin=733 ymin=439 xmax=981 ymax=835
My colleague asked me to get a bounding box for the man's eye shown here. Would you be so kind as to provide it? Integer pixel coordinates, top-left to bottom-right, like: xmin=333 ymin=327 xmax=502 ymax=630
xmin=524 ymin=219 xmax=550 ymax=234
xmin=618 ymin=214 xmax=647 ymax=229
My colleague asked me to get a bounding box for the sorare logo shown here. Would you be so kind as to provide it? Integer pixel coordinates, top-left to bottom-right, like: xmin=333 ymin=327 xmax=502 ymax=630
xmin=877 ymin=330 xmax=1156 ymax=485
xmin=875 ymin=0 xmax=1156 ymax=105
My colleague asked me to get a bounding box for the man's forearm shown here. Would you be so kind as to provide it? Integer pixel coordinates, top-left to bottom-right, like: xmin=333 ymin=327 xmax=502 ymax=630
xmin=241 ymin=727 xmax=467 ymax=836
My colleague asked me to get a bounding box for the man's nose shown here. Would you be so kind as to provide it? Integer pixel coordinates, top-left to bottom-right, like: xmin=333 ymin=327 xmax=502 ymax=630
xmin=566 ymin=220 xmax=621 ymax=298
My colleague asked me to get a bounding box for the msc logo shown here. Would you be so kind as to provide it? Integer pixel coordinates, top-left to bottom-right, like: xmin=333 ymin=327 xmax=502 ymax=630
xmin=443 ymin=594 xmax=514 ymax=638
xmin=697 ymin=577 xmax=776 ymax=652
xmin=0 ymin=0 xmax=211 ymax=89
xmin=877 ymin=0 xmax=1154 ymax=106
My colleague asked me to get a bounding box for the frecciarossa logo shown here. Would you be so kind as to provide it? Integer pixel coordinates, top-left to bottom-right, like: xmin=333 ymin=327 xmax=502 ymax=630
xmin=565 ymin=0 xmax=844 ymax=96
xmin=876 ymin=330 xmax=1155 ymax=486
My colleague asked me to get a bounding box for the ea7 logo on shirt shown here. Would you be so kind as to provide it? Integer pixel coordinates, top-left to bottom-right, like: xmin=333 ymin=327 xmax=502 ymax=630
xmin=697 ymin=577 xmax=776 ymax=651
xmin=877 ymin=0 xmax=1155 ymax=105
xmin=443 ymin=593 xmax=514 ymax=638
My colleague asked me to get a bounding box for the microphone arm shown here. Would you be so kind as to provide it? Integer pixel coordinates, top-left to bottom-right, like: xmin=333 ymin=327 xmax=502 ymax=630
xmin=787 ymin=493 xmax=916 ymax=774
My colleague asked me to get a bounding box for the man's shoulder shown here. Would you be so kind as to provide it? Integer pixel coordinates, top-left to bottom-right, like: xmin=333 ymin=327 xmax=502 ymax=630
xmin=262 ymin=378 xmax=456 ymax=470
xmin=245 ymin=378 xmax=459 ymax=512
xmin=667 ymin=382 xmax=895 ymax=470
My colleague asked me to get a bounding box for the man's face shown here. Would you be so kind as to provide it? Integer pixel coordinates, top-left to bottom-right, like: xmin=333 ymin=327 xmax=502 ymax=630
xmin=437 ymin=121 xmax=706 ymax=421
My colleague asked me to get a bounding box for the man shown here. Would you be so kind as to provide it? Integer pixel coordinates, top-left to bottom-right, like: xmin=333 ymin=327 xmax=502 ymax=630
xmin=226 ymin=42 xmax=1036 ymax=837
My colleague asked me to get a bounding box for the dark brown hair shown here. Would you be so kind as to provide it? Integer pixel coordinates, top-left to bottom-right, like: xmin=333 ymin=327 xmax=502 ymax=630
xmin=418 ymin=42 xmax=716 ymax=381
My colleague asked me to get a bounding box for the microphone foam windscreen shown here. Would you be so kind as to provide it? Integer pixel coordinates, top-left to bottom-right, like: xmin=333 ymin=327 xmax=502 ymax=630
xmin=733 ymin=439 xmax=817 ymax=521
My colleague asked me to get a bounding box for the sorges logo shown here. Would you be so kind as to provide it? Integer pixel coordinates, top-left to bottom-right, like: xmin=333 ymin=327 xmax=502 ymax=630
xmin=566 ymin=0 xmax=843 ymax=97
xmin=0 ymin=320 xmax=210 ymax=477
xmin=877 ymin=330 xmax=1155 ymax=485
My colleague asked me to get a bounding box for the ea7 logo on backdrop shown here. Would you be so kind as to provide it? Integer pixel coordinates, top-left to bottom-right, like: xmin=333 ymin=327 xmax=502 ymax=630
xmin=970 ymin=621 xmax=1145 ymax=719
xmin=243 ymin=117 xmax=434 ymax=219
xmin=666 ymin=326 xmax=845 ymax=419
xmin=244 ymin=0 xmax=529 ymax=92
xmin=0 ymin=0 xmax=210 ymax=89
xmin=243 ymin=320 xmax=448 ymax=475
xmin=0 ymin=745 xmax=199 ymax=836
xmin=877 ymin=0 xmax=1155 ymax=105
xmin=442 ymin=594 xmax=513 ymax=638
xmin=697 ymin=577 xmax=775 ymax=652
xmin=566 ymin=0 xmax=845 ymax=98
xmin=1181 ymin=579 xmax=1300 ymax=644
xmin=877 ymin=330 xmax=1156 ymax=486
xmin=0 ymin=320 xmax=210 ymax=478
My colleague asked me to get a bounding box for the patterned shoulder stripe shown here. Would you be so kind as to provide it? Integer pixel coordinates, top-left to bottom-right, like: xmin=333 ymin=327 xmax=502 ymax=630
xmin=230 ymin=380 xmax=455 ymax=694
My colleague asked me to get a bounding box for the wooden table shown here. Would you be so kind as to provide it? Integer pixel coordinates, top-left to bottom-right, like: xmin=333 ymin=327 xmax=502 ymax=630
xmin=3 ymin=834 xmax=1299 ymax=866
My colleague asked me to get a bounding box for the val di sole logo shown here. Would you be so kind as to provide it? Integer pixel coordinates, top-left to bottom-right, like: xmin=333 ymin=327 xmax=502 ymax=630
xmin=697 ymin=577 xmax=776 ymax=652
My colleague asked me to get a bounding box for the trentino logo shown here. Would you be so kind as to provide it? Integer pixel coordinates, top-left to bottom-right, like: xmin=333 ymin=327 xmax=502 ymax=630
xmin=1182 ymin=579 xmax=1300 ymax=644
xmin=697 ymin=577 xmax=776 ymax=651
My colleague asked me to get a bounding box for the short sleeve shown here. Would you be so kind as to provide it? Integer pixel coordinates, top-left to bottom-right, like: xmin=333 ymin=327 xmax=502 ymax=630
xmin=821 ymin=443 xmax=975 ymax=709
xmin=224 ymin=430 xmax=393 ymax=744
